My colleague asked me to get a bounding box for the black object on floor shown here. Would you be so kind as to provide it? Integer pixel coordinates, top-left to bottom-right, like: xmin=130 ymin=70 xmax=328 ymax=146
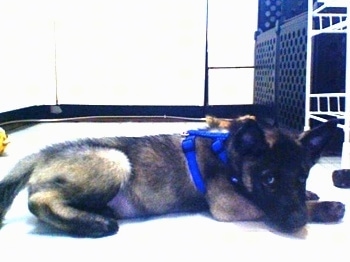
xmin=332 ymin=169 xmax=350 ymax=188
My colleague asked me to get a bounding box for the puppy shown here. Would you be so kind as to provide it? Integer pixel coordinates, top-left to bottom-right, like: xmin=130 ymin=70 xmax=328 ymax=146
xmin=0 ymin=116 xmax=345 ymax=237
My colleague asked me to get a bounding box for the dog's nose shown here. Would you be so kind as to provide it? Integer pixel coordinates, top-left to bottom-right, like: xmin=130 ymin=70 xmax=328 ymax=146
xmin=282 ymin=210 xmax=308 ymax=232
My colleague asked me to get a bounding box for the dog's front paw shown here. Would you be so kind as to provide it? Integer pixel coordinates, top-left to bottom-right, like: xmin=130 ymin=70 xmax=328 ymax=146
xmin=333 ymin=169 xmax=350 ymax=188
xmin=306 ymin=190 xmax=320 ymax=201
xmin=309 ymin=201 xmax=345 ymax=223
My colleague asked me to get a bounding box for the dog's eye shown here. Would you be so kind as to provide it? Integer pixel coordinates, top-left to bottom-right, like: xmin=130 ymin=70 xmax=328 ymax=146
xmin=263 ymin=175 xmax=275 ymax=186
xmin=261 ymin=171 xmax=275 ymax=186
xmin=298 ymin=176 xmax=307 ymax=184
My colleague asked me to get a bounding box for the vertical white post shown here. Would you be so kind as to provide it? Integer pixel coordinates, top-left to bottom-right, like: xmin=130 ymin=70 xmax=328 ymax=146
xmin=341 ymin=4 xmax=350 ymax=169
xmin=304 ymin=0 xmax=314 ymax=131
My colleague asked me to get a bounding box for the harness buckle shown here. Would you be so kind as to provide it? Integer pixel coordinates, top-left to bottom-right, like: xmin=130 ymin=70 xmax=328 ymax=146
xmin=211 ymin=139 xmax=228 ymax=164
xmin=182 ymin=136 xmax=195 ymax=153
xmin=211 ymin=139 xmax=225 ymax=154
xmin=181 ymin=131 xmax=189 ymax=137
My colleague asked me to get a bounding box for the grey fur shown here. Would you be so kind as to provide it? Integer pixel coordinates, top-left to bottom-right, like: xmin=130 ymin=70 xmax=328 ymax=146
xmin=0 ymin=118 xmax=345 ymax=237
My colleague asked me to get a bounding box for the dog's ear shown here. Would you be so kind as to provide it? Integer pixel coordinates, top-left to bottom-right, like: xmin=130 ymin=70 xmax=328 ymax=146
xmin=205 ymin=115 xmax=232 ymax=129
xmin=231 ymin=119 xmax=268 ymax=156
xmin=299 ymin=119 xmax=338 ymax=161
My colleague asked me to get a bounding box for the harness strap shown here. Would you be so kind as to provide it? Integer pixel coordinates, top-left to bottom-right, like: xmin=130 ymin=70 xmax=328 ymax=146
xmin=182 ymin=135 xmax=207 ymax=194
xmin=186 ymin=130 xmax=229 ymax=140
xmin=182 ymin=130 xmax=236 ymax=194
xmin=211 ymin=139 xmax=228 ymax=164
xmin=186 ymin=129 xmax=229 ymax=164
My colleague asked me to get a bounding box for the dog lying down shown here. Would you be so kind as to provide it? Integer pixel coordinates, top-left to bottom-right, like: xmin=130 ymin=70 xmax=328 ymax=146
xmin=0 ymin=115 xmax=345 ymax=237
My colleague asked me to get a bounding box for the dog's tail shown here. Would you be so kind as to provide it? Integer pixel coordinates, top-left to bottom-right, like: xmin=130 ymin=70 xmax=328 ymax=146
xmin=0 ymin=153 xmax=38 ymax=224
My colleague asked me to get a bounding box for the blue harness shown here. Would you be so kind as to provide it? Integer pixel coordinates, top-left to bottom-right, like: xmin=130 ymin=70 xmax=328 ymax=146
xmin=182 ymin=129 xmax=237 ymax=194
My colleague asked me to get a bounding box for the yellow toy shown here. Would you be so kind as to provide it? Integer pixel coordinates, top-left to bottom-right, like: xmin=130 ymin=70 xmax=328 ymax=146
xmin=0 ymin=127 xmax=9 ymax=155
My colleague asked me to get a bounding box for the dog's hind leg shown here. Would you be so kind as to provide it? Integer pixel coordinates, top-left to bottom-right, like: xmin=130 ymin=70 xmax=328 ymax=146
xmin=27 ymin=148 xmax=132 ymax=237
xmin=28 ymin=190 xmax=119 ymax=237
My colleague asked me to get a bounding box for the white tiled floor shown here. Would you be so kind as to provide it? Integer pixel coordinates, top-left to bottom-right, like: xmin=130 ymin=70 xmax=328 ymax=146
xmin=0 ymin=122 xmax=349 ymax=261
xmin=318 ymin=156 xmax=342 ymax=170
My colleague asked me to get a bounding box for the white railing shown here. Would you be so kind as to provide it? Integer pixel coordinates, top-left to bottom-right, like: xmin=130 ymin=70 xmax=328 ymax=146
xmin=305 ymin=0 xmax=349 ymax=168
xmin=309 ymin=93 xmax=345 ymax=116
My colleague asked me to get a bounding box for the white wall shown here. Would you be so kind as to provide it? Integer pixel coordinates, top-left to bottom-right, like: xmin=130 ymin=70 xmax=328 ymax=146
xmin=54 ymin=0 xmax=207 ymax=106
xmin=0 ymin=0 xmax=258 ymax=113
xmin=0 ymin=1 xmax=56 ymax=112
xmin=207 ymin=0 xmax=258 ymax=105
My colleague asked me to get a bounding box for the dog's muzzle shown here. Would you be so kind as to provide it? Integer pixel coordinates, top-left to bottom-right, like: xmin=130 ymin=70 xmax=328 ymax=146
xmin=269 ymin=207 xmax=308 ymax=233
